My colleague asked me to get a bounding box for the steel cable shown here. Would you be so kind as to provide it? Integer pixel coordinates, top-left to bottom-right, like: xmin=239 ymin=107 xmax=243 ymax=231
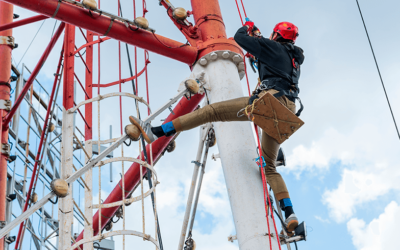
xmin=356 ymin=0 xmax=400 ymax=140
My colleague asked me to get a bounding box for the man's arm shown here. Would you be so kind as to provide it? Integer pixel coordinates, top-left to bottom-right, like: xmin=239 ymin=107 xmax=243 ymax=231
xmin=234 ymin=26 xmax=262 ymax=58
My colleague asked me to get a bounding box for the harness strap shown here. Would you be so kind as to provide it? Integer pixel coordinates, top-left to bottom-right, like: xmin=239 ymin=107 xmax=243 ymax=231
xmin=104 ymin=18 xmax=114 ymax=36
xmin=294 ymin=97 xmax=304 ymax=117
xmin=273 ymin=92 xmax=304 ymax=117
xmin=52 ymin=0 xmax=62 ymax=18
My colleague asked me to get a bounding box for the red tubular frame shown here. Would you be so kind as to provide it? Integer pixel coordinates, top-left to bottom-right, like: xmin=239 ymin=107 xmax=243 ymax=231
xmin=92 ymin=61 xmax=149 ymax=88
xmin=3 ymin=23 xmax=65 ymax=126
xmin=74 ymin=93 xmax=204 ymax=247
xmin=0 ymin=3 xmax=14 ymax=250
xmin=2 ymin=0 xmax=198 ymax=65
xmin=0 ymin=14 xmax=48 ymax=32
xmin=85 ymin=29 xmax=93 ymax=141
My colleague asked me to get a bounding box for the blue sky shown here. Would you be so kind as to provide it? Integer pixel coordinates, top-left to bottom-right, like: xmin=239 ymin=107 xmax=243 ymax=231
xmin=7 ymin=0 xmax=400 ymax=250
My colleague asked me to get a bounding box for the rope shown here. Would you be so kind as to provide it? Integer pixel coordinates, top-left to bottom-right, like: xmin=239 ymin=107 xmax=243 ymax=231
xmin=240 ymin=0 xmax=248 ymax=18
xmin=235 ymin=1 xmax=282 ymax=249
xmin=355 ymin=0 xmax=400 ymax=141
xmin=117 ymin=2 xmax=128 ymax=250
xmin=234 ymin=0 xmax=244 ymax=25
xmin=118 ymin=1 xmax=164 ymax=248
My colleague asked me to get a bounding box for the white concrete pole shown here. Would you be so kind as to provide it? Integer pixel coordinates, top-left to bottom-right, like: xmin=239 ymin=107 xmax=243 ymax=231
xmin=58 ymin=108 xmax=74 ymax=250
xmin=190 ymin=51 xmax=280 ymax=250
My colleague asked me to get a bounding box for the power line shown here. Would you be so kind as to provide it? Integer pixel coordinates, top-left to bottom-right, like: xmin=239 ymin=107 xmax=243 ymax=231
xmin=16 ymin=20 xmax=46 ymax=68
xmin=356 ymin=0 xmax=400 ymax=140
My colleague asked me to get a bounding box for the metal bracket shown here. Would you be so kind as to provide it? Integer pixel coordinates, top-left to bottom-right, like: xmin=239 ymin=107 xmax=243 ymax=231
xmin=191 ymin=161 xmax=202 ymax=167
xmin=0 ymin=36 xmax=16 ymax=49
xmin=227 ymin=234 xmax=237 ymax=242
xmin=168 ymin=105 xmax=175 ymax=115
xmin=211 ymin=153 xmax=220 ymax=161
xmin=1 ymin=144 xmax=10 ymax=156
xmin=0 ymin=221 xmax=6 ymax=229
xmin=0 ymin=100 xmax=12 ymax=111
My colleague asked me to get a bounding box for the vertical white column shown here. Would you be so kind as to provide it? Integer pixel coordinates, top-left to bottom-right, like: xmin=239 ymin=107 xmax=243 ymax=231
xmin=84 ymin=141 xmax=93 ymax=250
xmin=58 ymin=109 xmax=74 ymax=250
xmin=191 ymin=52 xmax=280 ymax=250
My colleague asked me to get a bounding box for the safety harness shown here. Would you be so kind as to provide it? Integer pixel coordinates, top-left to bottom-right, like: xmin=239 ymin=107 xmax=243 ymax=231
xmin=255 ymin=43 xmax=304 ymax=117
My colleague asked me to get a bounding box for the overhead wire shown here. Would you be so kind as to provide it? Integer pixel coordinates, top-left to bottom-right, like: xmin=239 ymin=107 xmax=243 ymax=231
xmin=355 ymin=0 xmax=400 ymax=141
xmin=16 ymin=20 xmax=46 ymax=68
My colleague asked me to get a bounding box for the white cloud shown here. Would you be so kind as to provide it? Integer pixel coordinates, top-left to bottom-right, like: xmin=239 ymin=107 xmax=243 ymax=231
xmin=347 ymin=201 xmax=400 ymax=250
xmin=323 ymin=169 xmax=397 ymax=222
xmin=314 ymin=215 xmax=330 ymax=224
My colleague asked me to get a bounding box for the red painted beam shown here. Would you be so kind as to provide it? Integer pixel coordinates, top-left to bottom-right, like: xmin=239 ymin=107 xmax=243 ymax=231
xmin=0 ymin=14 xmax=48 ymax=32
xmin=0 ymin=3 xmax=13 ymax=250
xmin=74 ymin=93 xmax=204 ymax=248
xmin=2 ymin=0 xmax=198 ymax=65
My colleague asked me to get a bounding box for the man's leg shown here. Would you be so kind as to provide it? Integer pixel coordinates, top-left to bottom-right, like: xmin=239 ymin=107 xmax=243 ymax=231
xmin=151 ymin=97 xmax=249 ymax=137
xmin=260 ymin=90 xmax=298 ymax=234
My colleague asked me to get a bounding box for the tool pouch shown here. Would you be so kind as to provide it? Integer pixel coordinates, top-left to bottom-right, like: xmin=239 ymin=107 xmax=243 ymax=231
xmin=245 ymin=92 xmax=304 ymax=144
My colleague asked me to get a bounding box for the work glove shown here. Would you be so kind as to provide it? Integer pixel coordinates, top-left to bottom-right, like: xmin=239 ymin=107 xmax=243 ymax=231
xmin=244 ymin=21 xmax=254 ymax=33
xmin=252 ymin=26 xmax=261 ymax=37
xmin=248 ymin=94 xmax=258 ymax=105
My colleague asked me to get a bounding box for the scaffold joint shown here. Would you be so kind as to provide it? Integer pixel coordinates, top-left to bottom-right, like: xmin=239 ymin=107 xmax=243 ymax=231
xmin=1 ymin=143 xmax=10 ymax=156
xmin=0 ymin=36 xmax=16 ymax=49
xmin=0 ymin=100 xmax=12 ymax=111
xmin=0 ymin=221 xmax=6 ymax=229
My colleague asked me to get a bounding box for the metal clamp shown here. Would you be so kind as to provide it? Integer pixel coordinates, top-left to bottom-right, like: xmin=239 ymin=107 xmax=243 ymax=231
xmin=227 ymin=234 xmax=237 ymax=242
xmin=1 ymin=144 xmax=10 ymax=156
xmin=0 ymin=36 xmax=16 ymax=49
xmin=0 ymin=100 xmax=12 ymax=111
xmin=211 ymin=153 xmax=220 ymax=161
xmin=191 ymin=161 xmax=202 ymax=167
xmin=0 ymin=221 xmax=6 ymax=229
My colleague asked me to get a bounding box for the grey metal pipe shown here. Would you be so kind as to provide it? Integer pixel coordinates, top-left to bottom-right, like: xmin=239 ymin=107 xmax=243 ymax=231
xmin=177 ymin=126 xmax=210 ymax=250
xmin=188 ymin=136 xmax=211 ymax=233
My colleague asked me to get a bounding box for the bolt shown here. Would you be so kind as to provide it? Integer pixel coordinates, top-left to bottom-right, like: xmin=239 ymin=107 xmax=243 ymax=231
xmin=232 ymin=55 xmax=242 ymax=63
xmin=199 ymin=58 xmax=208 ymax=66
xmin=210 ymin=52 xmax=218 ymax=61
xmin=238 ymin=62 xmax=245 ymax=71
xmin=222 ymin=51 xmax=230 ymax=59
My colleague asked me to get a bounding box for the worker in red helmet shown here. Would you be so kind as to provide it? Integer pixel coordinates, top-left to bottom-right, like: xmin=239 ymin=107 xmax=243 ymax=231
xmin=234 ymin=20 xmax=305 ymax=237
xmin=130 ymin=21 xmax=305 ymax=237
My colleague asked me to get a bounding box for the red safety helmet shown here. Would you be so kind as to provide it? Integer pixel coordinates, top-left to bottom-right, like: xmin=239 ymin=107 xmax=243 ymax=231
xmin=273 ymin=22 xmax=299 ymax=42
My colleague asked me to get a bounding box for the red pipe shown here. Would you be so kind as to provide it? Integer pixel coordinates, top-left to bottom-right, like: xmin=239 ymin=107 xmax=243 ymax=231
xmin=0 ymin=3 xmax=13 ymax=250
xmin=3 ymin=23 xmax=65 ymax=126
xmin=74 ymin=73 xmax=90 ymax=99
xmin=190 ymin=0 xmax=243 ymax=59
xmin=63 ymin=24 xmax=75 ymax=109
xmin=2 ymin=0 xmax=198 ymax=65
xmin=85 ymin=30 xmax=94 ymax=140
xmin=74 ymin=93 xmax=204 ymax=247
xmin=73 ymin=37 xmax=110 ymax=56
xmin=0 ymin=14 xmax=48 ymax=32
xmin=92 ymin=61 xmax=149 ymax=88
xmin=13 ymin=44 xmax=64 ymax=250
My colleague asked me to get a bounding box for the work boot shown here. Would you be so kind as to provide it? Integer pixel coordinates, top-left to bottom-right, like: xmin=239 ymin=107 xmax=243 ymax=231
xmin=128 ymin=116 xmax=158 ymax=143
xmin=280 ymin=213 xmax=298 ymax=237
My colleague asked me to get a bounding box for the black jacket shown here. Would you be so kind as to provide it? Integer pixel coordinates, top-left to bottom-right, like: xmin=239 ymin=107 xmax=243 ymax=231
xmin=234 ymin=26 xmax=305 ymax=99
